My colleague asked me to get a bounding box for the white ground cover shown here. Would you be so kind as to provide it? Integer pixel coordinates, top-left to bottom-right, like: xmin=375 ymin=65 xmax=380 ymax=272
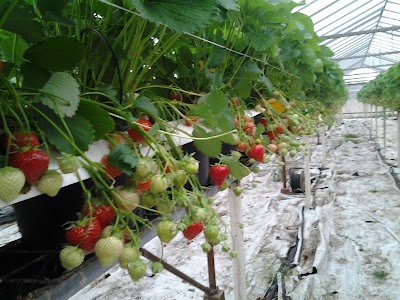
xmin=2 ymin=117 xmax=400 ymax=300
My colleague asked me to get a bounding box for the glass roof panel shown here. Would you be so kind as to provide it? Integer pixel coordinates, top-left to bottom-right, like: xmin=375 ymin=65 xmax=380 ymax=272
xmin=296 ymin=0 xmax=400 ymax=87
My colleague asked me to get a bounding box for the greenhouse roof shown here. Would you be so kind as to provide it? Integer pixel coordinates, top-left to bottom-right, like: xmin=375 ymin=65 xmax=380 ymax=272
xmin=295 ymin=0 xmax=400 ymax=88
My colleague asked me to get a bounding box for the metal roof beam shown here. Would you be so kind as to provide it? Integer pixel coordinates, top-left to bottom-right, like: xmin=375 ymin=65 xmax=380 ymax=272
xmin=321 ymin=25 xmax=400 ymax=39
xmin=333 ymin=50 xmax=400 ymax=61
xmin=342 ymin=64 xmax=393 ymax=71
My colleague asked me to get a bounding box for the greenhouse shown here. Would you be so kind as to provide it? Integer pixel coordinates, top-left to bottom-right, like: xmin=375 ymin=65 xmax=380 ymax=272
xmin=0 ymin=1 xmax=399 ymax=299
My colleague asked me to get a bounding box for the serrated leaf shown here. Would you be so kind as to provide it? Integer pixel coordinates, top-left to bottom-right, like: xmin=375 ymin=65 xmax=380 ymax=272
xmin=2 ymin=3 xmax=44 ymax=43
xmin=0 ymin=31 xmax=29 ymax=63
xmin=220 ymin=158 xmax=242 ymax=179
xmin=248 ymin=30 xmax=274 ymax=52
xmin=206 ymin=47 xmax=227 ymax=68
xmin=193 ymin=126 xmax=222 ymax=158
xmin=24 ymin=37 xmax=85 ymax=71
xmin=77 ymin=101 xmax=115 ymax=141
xmin=133 ymin=96 xmax=160 ymax=118
xmin=37 ymin=109 xmax=95 ymax=155
xmin=108 ymin=143 xmax=137 ymax=175
xmin=255 ymin=124 xmax=265 ymax=136
xmin=133 ymin=0 xmax=219 ymax=33
xmin=37 ymin=72 xmax=80 ymax=117
xmin=21 ymin=62 xmax=51 ymax=89
xmin=217 ymin=0 xmax=239 ymax=10
xmin=257 ymin=76 xmax=273 ymax=92
xmin=233 ymin=80 xmax=252 ymax=98
xmin=198 ymin=89 xmax=227 ymax=114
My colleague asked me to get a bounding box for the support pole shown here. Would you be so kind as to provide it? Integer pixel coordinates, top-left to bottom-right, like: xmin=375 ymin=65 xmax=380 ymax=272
xmin=375 ymin=105 xmax=378 ymax=139
xmin=281 ymin=156 xmax=289 ymax=194
xmin=383 ymin=108 xmax=387 ymax=149
xmin=207 ymin=248 xmax=217 ymax=290
xmin=398 ymin=110 xmax=400 ymax=168
xmin=321 ymin=126 xmax=327 ymax=166
xmin=228 ymin=181 xmax=247 ymax=300
xmin=304 ymin=136 xmax=311 ymax=209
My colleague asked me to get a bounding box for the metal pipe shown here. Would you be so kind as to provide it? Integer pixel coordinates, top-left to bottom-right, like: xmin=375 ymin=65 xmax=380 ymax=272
xmin=140 ymin=248 xmax=212 ymax=294
xmin=207 ymin=248 xmax=217 ymax=290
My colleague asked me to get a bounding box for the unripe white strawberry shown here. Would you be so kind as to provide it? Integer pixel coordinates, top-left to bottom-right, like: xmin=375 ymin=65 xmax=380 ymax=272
xmin=59 ymin=246 xmax=85 ymax=270
xmin=37 ymin=170 xmax=63 ymax=197
xmin=128 ymin=258 xmax=147 ymax=281
xmin=0 ymin=167 xmax=25 ymax=202
xmin=157 ymin=220 xmax=177 ymax=243
xmin=57 ymin=154 xmax=81 ymax=174
xmin=94 ymin=236 xmax=124 ymax=267
xmin=114 ymin=186 xmax=140 ymax=211
xmin=119 ymin=244 xmax=140 ymax=269
xmin=150 ymin=175 xmax=169 ymax=194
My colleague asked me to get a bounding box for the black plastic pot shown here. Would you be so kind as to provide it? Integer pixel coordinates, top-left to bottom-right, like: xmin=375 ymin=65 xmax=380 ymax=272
xmin=12 ymin=180 xmax=91 ymax=250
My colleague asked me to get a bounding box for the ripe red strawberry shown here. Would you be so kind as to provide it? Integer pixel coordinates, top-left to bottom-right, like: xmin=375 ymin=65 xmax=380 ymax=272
xmin=184 ymin=115 xmax=198 ymax=127
xmin=2 ymin=132 xmax=40 ymax=153
xmin=247 ymin=144 xmax=265 ymax=163
xmin=276 ymin=126 xmax=285 ymax=134
xmin=136 ymin=180 xmax=150 ymax=192
xmin=0 ymin=61 xmax=3 ymax=73
xmin=82 ymin=201 xmax=115 ymax=228
xmin=65 ymin=218 xmax=102 ymax=253
xmin=267 ymin=130 xmax=277 ymax=142
xmin=10 ymin=149 xmax=49 ymax=184
xmin=169 ymin=93 xmax=181 ymax=101
xmin=100 ymin=155 xmax=123 ymax=178
xmin=183 ymin=222 xmax=204 ymax=240
xmin=260 ymin=117 xmax=268 ymax=128
xmin=231 ymin=98 xmax=240 ymax=105
xmin=209 ymin=165 xmax=229 ymax=187
xmin=243 ymin=122 xmax=255 ymax=135
xmin=127 ymin=118 xmax=152 ymax=143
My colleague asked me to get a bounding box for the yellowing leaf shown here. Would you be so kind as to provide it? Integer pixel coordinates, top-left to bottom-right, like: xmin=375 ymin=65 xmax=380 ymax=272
xmin=268 ymin=98 xmax=286 ymax=113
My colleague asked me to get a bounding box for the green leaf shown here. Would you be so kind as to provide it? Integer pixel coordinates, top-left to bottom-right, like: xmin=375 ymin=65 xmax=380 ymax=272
xmin=220 ymin=156 xmax=242 ymax=179
xmin=255 ymin=124 xmax=265 ymax=136
xmin=38 ymin=0 xmax=66 ymax=16
xmin=37 ymin=72 xmax=80 ymax=117
xmin=257 ymin=76 xmax=273 ymax=92
xmin=21 ymin=62 xmax=51 ymax=89
xmin=37 ymin=109 xmax=95 ymax=155
xmin=133 ymin=0 xmax=219 ymax=33
xmin=133 ymin=96 xmax=160 ymax=118
xmin=198 ymin=89 xmax=226 ymax=114
xmin=193 ymin=126 xmax=222 ymax=158
xmin=217 ymin=0 xmax=239 ymax=10
xmin=1 ymin=3 xmax=43 ymax=43
xmin=0 ymin=31 xmax=29 ymax=63
xmin=108 ymin=143 xmax=138 ymax=175
xmin=233 ymin=80 xmax=252 ymax=98
xmin=248 ymin=30 xmax=274 ymax=52
xmin=206 ymin=47 xmax=227 ymax=68
xmin=77 ymin=101 xmax=115 ymax=141
xmin=24 ymin=37 xmax=85 ymax=71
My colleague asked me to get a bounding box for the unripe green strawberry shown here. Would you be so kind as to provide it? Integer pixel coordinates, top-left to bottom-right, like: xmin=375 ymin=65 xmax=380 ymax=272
xmin=150 ymin=175 xmax=169 ymax=194
xmin=155 ymin=198 xmax=174 ymax=214
xmin=151 ymin=262 xmax=164 ymax=274
xmin=114 ymin=186 xmax=140 ymax=211
xmin=119 ymin=244 xmax=140 ymax=269
xmin=37 ymin=170 xmax=63 ymax=197
xmin=233 ymin=187 xmax=243 ymax=196
xmin=157 ymin=220 xmax=178 ymax=243
xmin=201 ymin=242 xmax=212 ymax=252
xmin=191 ymin=207 xmax=208 ymax=222
xmin=204 ymin=225 xmax=220 ymax=244
xmin=94 ymin=236 xmax=124 ymax=267
xmin=128 ymin=258 xmax=147 ymax=281
xmin=184 ymin=161 xmax=199 ymax=174
xmin=173 ymin=171 xmax=188 ymax=187
xmin=141 ymin=192 xmax=157 ymax=208
xmin=135 ymin=159 xmax=157 ymax=178
xmin=59 ymin=246 xmax=85 ymax=270
xmin=57 ymin=154 xmax=81 ymax=174
xmin=0 ymin=167 xmax=25 ymax=202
